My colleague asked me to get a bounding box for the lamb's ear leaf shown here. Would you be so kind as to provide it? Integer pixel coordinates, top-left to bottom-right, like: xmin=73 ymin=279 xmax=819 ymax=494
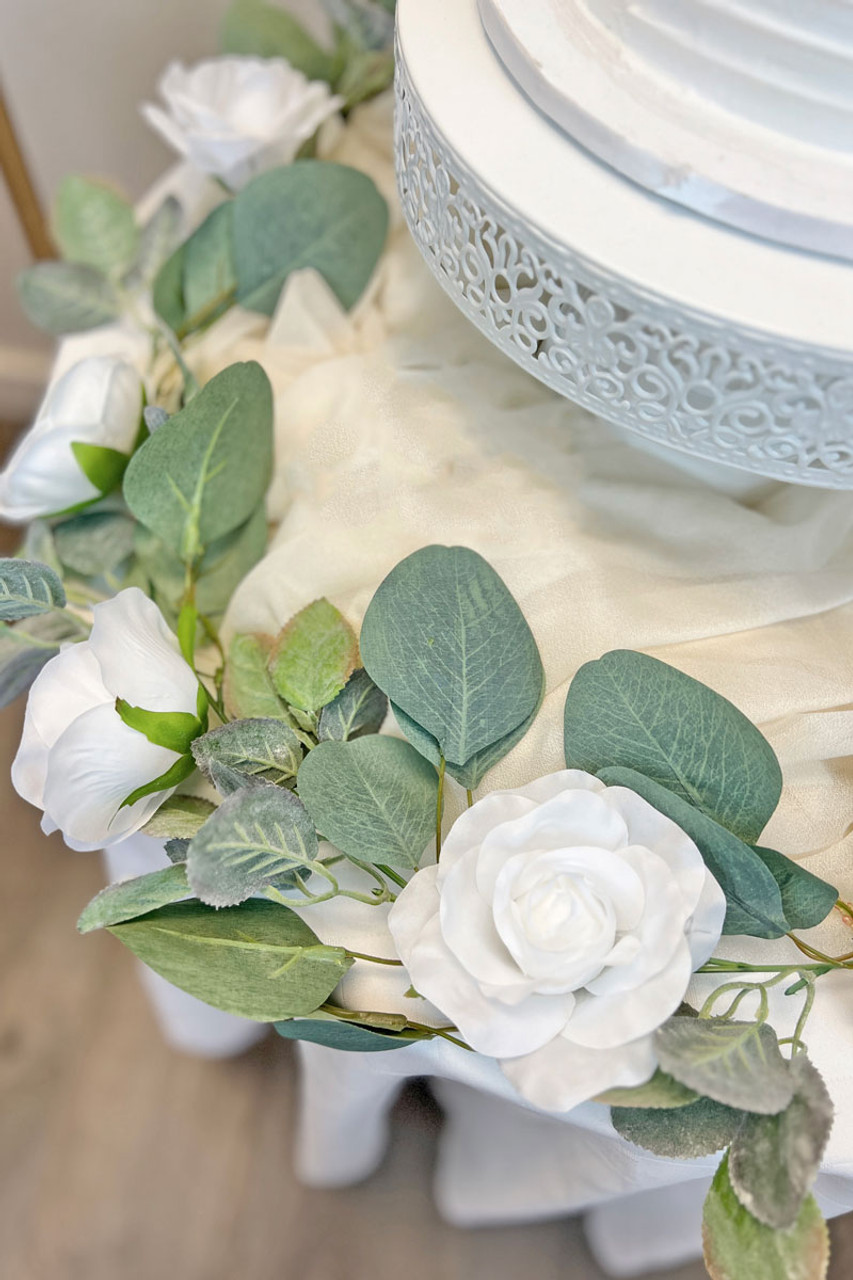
xmin=77 ymin=864 xmax=189 ymax=933
xmin=0 ymin=558 xmax=66 ymax=621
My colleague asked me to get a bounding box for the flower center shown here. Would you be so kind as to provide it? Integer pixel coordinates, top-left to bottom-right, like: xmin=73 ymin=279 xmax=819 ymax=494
xmin=514 ymin=871 xmax=615 ymax=954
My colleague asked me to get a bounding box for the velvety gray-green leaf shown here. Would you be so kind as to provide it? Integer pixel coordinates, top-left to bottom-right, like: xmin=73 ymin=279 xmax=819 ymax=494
xmin=728 ymin=1057 xmax=834 ymax=1230
xmin=595 ymin=1069 xmax=699 ymax=1109
xmin=361 ymin=545 xmax=544 ymax=769
xmin=268 ymin=598 xmax=359 ymax=713
xmin=77 ymin=864 xmax=189 ymax=933
xmin=54 ymin=511 xmax=136 ymax=577
xmin=165 ymin=838 xmax=190 ymax=864
xmin=17 ymin=261 xmax=120 ymax=334
xmin=53 ymin=175 xmax=138 ymax=275
xmin=0 ymin=611 xmax=83 ymax=708
xmin=192 ymin=717 xmax=303 ymax=792
xmin=317 ymin=668 xmax=388 ymax=742
xmin=221 ymin=0 xmax=336 ymax=80
xmin=564 ymin=650 xmax=782 ymax=843
xmin=274 ymin=1017 xmax=417 ymax=1052
xmin=703 ymin=1155 xmax=829 ymax=1280
xmin=597 ymin=767 xmax=788 ymax=939
xmin=297 ymin=734 xmax=438 ymax=870
xmin=612 ymin=1096 xmax=745 ymax=1159
xmin=751 ymin=846 xmax=837 ymax=931
xmin=655 ymin=1017 xmax=794 ymax=1115
xmin=186 ymin=784 xmax=318 ymax=907
xmin=123 ymin=361 xmax=273 ymax=561
xmin=233 ymin=161 xmax=388 ymax=315
xmin=0 ymin=558 xmax=66 ymax=620
xmin=109 ymin=898 xmax=351 ymax=1021
xmin=142 ymin=794 xmax=216 ymax=839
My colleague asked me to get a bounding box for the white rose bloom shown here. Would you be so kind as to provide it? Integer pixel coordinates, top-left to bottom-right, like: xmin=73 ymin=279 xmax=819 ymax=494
xmin=142 ymin=57 xmax=344 ymax=190
xmin=12 ymin=589 xmax=201 ymax=852
xmin=0 ymin=357 xmax=142 ymax=523
xmin=388 ymin=770 xmax=727 ymax=1112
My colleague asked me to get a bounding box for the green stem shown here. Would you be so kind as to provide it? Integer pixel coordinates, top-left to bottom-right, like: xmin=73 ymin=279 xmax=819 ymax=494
xmin=347 ymin=951 xmax=404 ymax=966
xmin=466 ymin=788 xmax=474 ymax=809
xmin=436 ymin=756 xmax=446 ymax=861
xmin=378 ymin=864 xmax=408 ymax=889
xmin=789 ymin=974 xmax=817 ymax=1055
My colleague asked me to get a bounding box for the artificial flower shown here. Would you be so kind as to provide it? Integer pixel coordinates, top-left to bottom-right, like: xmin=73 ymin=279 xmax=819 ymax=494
xmin=0 ymin=356 xmax=142 ymax=523
xmin=388 ymin=770 xmax=726 ymax=1112
xmin=12 ymin=589 xmax=201 ymax=851
xmin=142 ymin=56 xmax=344 ymax=190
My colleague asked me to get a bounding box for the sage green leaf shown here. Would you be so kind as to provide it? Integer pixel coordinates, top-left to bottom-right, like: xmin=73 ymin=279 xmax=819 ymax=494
xmin=141 ymin=795 xmax=216 ymax=839
xmin=54 ymin=510 xmax=136 ymax=577
xmin=597 ymin=767 xmax=788 ymax=939
xmin=268 ymin=598 xmax=359 ymax=712
xmin=703 ymin=1155 xmax=829 ymax=1280
xmin=361 ymin=546 xmax=544 ymax=769
xmin=115 ymin=699 xmax=204 ymax=754
xmin=612 ymin=1096 xmax=745 ymax=1159
xmin=728 ymin=1057 xmax=834 ymax=1230
xmin=275 ymin=1018 xmax=417 ymax=1052
xmin=0 ymin=611 xmax=82 ymax=708
xmin=123 ymin=361 xmax=273 ymax=562
xmin=297 ymin=735 xmax=438 ymax=869
xmin=186 ymin=784 xmax=318 ymax=907
xmin=153 ymin=203 xmax=236 ymax=339
xmin=221 ymin=0 xmax=336 ymax=81
xmin=165 ymin=838 xmax=189 ymax=864
xmin=596 ymin=1069 xmax=699 ymax=1109
xmin=224 ymin=632 xmax=290 ymax=721
xmin=125 ymin=195 xmax=182 ymax=289
xmin=77 ymin=864 xmax=189 ymax=933
xmin=109 ymin=898 xmax=351 ymax=1021
xmin=0 ymin=558 xmax=66 ymax=620
xmin=17 ymin=261 xmax=120 ymax=334
xmin=564 ymin=650 xmax=782 ymax=843
xmin=70 ymin=441 xmax=130 ymax=497
xmin=192 ymin=718 xmax=303 ymax=793
xmin=655 ymin=1017 xmax=794 ymax=1115
xmin=751 ymin=846 xmax=837 ymax=932
xmin=317 ymin=668 xmax=388 ymax=741
xmin=53 ymin=175 xmax=138 ymax=275
xmin=233 ymin=162 xmax=388 ymax=315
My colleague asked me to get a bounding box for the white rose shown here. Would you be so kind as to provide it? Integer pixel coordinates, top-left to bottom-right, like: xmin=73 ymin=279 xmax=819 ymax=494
xmin=388 ymin=770 xmax=726 ymax=1112
xmin=0 ymin=357 xmax=142 ymax=523
xmin=142 ymin=57 xmax=344 ymax=190
xmin=12 ymin=588 xmax=202 ymax=852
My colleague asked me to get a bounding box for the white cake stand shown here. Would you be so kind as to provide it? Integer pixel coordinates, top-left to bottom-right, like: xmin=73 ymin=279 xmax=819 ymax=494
xmin=393 ymin=0 xmax=853 ymax=489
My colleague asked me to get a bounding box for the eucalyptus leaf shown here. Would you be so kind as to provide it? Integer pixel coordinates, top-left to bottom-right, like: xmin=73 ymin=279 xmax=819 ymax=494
xmin=186 ymin=784 xmax=318 ymax=907
xmin=153 ymin=203 xmax=236 ymax=339
xmin=125 ymin=195 xmax=182 ymax=289
xmin=564 ymin=651 xmax=782 ymax=844
xmin=728 ymin=1057 xmax=833 ymax=1230
xmin=597 ymin=767 xmax=788 ymax=939
xmin=268 ymin=598 xmax=359 ymax=713
xmin=192 ymin=718 xmax=303 ymax=792
xmin=275 ymin=1017 xmax=418 ymax=1052
xmin=77 ymin=864 xmax=189 ymax=933
xmin=53 ymin=175 xmax=138 ymax=275
xmin=224 ymin=632 xmax=290 ymax=721
xmin=595 ymin=1069 xmax=699 ymax=1109
xmin=751 ymin=846 xmax=837 ymax=932
xmin=0 ymin=611 xmax=83 ymax=708
xmin=123 ymin=361 xmax=273 ymax=563
xmin=233 ymin=162 xmax=388 ymax=315
xmin=655 ymin=1017 xmax=794 ymax=1115
xmin=317 ymin=668 xmax=387 ymax=741
xmin=361 ymin=546 xmax=544 ymax=770
xmin=54 ymin=511 xmax=136 ymax=577
xmin=702 ymin=1155 xmax=829 ymax=1280
xmin=141 ymin=795 xmax=216 ymax=839
xmin=0 ymin=558 xmax=66 ymax=620
xmin=297 ymin=735 xmax=438 ymax=870
xmin=109 ymin=898 xmax=351 ymax=1021
xmin=17 ymin=261 xmax=120 ymax=334
xmin=221 ymin=0 xmax=336 ymax=80
xmin=612 ymin=1096 xmax=745 ymax=1159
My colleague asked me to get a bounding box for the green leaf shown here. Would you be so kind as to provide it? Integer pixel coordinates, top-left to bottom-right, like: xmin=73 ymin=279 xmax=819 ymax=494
xmin=17 ymin=261 xmax=120 ymax=334
xmin=0 ymin=611 xmax=83 ymax=708
xmin=192 ymin=718 xmax=303 ymax=794
xmin=53 ymin=175 xmax=139 ymax=275
xmin=703 ymin=1155 xmax=829 ymax=1280
xmin=268 ymin=598 xmax=359 ymax=712
xmin=121 ymin=753 xmax=197 ymax=809
xmin=728 ymin=1057 xmax=834 ymax=1231
xmin=317 ymin=667 xmax=387 ymax=741
xmin=77 ymin=864 xmax=189 ymax=933
xmin=655 ymin=1017 xmax=794 ymax=1115
xmin=54 ymin=510 xmax=136 ymax=577
xmin=153 ymin=203 xmax=236 ymax=340
xmin=221 ymin=0 xmax=336 ymax=80
xmin=125 ymin=195 xmax=182 ymax=289
xmin=224 ymin=632 xmax=290 ymax=721
xmin=275 ymin=1017 xmax=418 ymax=1053
xmin=751 ymin=847 xmax=837 ymax=932
xmin=564 ymin=651 xmax=782 ymax=844
xmin=233 ymin=161 xmax=388 ymax=315
xmin=361 ymin=546 xmax=544 ymax=771
xmin=336 ymin=47 xmax=394 ymax=109
xmin=297 ymin=735 xmax=438 ymax=870
xmin=123 ymin=361 xmax=273 ymax=562
xmin=186 ymin=784 xmax=318 ymax=907
xmin=0 ymin=558 xmax=66 ymax=620
xmin=165 ymin=838 xmax=189 ymax=864
xmin=595 ymin=1069 xmax=699 ymax=1109
xmin=115 ymin=699 xmax=203 ymax=754
xmin=69 ymin=442 xmax=130 ymax=497
xmin=108 ymin=898 xmax=352 ymax=1021
xmin=612 ymin=1096 xmax=745 ymax=1159
xmin=141 ymin=795 xmax=216 ymax=839
xmin=597 ymin=767 xmax=789 ymax=939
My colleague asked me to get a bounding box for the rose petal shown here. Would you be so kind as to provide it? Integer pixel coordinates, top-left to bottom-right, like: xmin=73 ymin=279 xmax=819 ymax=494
xmin=439 ymin=848 xmax=534 ymax=992
xmin=564 ymin=937 xmax=694 ymax=1049
xmin=88 ymin=588 xmax=199 ymax=713
xmin=605 ymin=785 xmax=708 ymax=912
xmin=501 ymin=1032 xmax=657 ymax=1113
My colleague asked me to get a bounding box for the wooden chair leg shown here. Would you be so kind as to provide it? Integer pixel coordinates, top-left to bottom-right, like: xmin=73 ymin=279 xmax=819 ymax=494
xmin=0 ymin=81 xmax=54 ymax=260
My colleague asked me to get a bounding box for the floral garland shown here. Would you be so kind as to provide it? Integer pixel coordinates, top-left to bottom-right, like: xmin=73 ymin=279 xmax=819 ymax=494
xmin=0 ymin=5 xmax=847 ymax=1278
